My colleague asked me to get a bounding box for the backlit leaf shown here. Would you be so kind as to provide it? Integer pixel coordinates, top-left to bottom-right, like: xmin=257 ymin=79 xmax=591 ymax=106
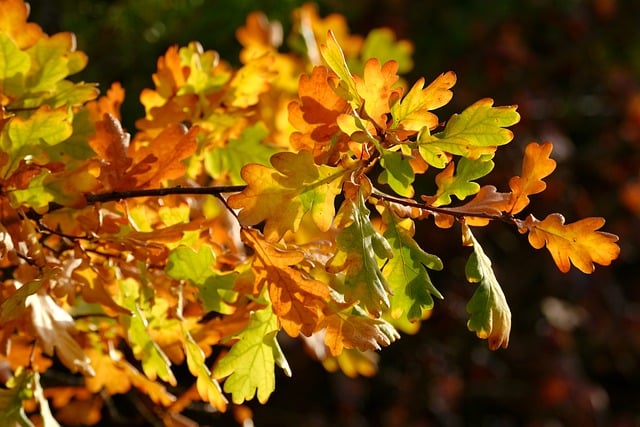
xmin=182 ymin=323 xmax=227 ymax=411
xmin=227 ymin=150 xmax=344 ymax=242
xmin=213 ymin=305 xmax=291 ymax=404
xmin=204 ymin=123 xmax=277 ymax=185
xmin=390 ymin=71 xmax=456 ymax=134
xmin=378 ymin=149 xmax=415 ymax=197
xmin=117 ymin=278 xmax=177 ymax=386
xmin=319 ymin=30 xmax=360 ymax=106
xmin=166 ymin=245 xmax=238 ymax=315
xmin=462 ymin=223 xmax=511 ymax=350
xmin=354 ymin=58 xmax=401 ymax=128
xmin=0 ymin=0 xmax=44 ymax=49
xmin=327 ymin=192 xmax=393 ymax=317
xmin=243 ymin=228 xmax=329 ymax=337
xmin=430 ymin=155 xmax=495 ymax=206
xmin=508 ymin=141 xmax=557 ymax=214
xmin=321 ymin=307 xmax=399 ymax=356
xmin=519 ymin=214 xmax=620 ymax=273
xmin=380 ymin=207 xmax=443 ymax=322
xmin=418 ymin=98 xmax=519 ymax=167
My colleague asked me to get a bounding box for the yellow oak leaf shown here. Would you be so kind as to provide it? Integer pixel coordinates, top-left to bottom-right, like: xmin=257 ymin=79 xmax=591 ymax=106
xmin=390 ymin=71 xmax=456 ymax=135
xmin=243 ymin=228 xmax=329 ymax=337
xmin=227 ymin=150 xmax=344 ymax=242
xmin=0 ymin=0 xmax=44 ymax=49
xmin=320 ymin=309 xmax=399 ymax=356
xmin=354 ymin=58 xmax=402 ymax=129
xmin=520 ymin=213 xmax=620 ymax=273
xmin=508 ymin=141 xmax=557 ymax=214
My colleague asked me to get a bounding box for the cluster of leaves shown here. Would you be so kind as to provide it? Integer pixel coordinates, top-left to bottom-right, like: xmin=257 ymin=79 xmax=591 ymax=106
xmin=0 ymin=0 xmax=620 ymax=425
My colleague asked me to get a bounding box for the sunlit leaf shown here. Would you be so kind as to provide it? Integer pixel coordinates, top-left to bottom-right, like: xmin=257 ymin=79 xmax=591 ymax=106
xmin=327 ymin=192 xmax=393 ymax=317
xmin=242 ymin=228 xmax=329 ymax=337
xmin=430 ymin=155 xmax=495 ymax=206
xmin=353 ymin=58 xmax=401 ymax=128
xmin=227 ymin=150 xmax=344 ymax=241
xmin=462 ymin=223 xmax=511 ymax=350
xmin=117 ymin=278 xmax=176 ymax=386
xmin=380 ymin=207 xmax=443 ymax=322
xmin=519 ymin=214 xmax=620 ymax=273
xmin=166 ymin=245 xmax=238 ymax=315
xmin=213 ymin=305 xmax=291 ymax=404
xmin=205 ymin=123 xmax=277 ymax=185
xmin=182 ymin=323 xmax=228 ymax=411
xmin=508 ymin=141 xmax=557 ymax=214
xmin=390 ymin=71 xmax=456 ymax=134
xmin=418 ymin=98 xmax=520 ymax=167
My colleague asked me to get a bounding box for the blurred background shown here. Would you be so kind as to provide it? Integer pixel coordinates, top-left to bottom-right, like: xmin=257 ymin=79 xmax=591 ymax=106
xmin=27 ymin=0 xmax=640 ymax=425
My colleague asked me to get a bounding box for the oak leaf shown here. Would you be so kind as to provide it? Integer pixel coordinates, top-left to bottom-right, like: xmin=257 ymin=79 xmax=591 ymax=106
xmin=417 ymin=98 xmax=520 ymax=168
xmin=380 ymin=208 xmax=443 ymax=322
xmin=288 ymin=65 xmax=350 ymax=163
xmin=27 ymin=293 xmax=95 ymax=375
xmin=354 ymin=58 xmax=401 ymax=128
xmin=327 ymin=193 xmax=393 ymax=317
xmin=227 ymin=150 xmax=344 ymax=242
xmin=390 ymin=71 xmax=456 ymax=134
xmin=508 ymin=141 xmax=557 ymax=214
xmin=0 ymin=0 xmax=44 ymax=50
xmin=462 ymin=224 xmax=511 ymax=350
xmin=242 ymin=228 xmax=329 ymax=337
xmin=213 ymin=305 xmax=291 ymax=404
xmin=519 ymin=213 xmax=620 ymax=273
xmin=320 ymin=307 xmax=399 ymax=356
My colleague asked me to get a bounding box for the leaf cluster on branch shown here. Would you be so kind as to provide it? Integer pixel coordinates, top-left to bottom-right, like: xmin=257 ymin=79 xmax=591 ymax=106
xmin=0 ymin=0 xmax=620 ymax=424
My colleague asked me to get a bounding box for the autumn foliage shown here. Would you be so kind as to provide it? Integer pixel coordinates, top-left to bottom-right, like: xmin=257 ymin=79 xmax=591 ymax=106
xmin=0 ymin=0 xmax=620 ymax=425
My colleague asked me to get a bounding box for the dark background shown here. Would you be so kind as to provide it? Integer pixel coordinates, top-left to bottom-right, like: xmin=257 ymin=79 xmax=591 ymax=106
xmin=27 ymin=0 xmax=640 ymax=425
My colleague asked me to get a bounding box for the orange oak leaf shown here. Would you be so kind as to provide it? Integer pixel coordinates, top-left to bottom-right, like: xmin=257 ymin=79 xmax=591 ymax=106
xmin=236 ymin=11 xmax=282 ymax=63
xmin=519 ymin=213 xmax=620 ymax=273
xmin=87 ymin=82 xmax=125 ymax=122
xmin=354 ymin=58 xmax=402 ymax=129
xmin=288 ymin=66 xmax=351 ymax=164
xmin=129 ymin=123 xmax=198 ymax=188
xmin=508 ymin=141 xmax=557 ymax=214
xmin=242 ymin=228 xmax=330 ymax=337
xmin=0 ymin=0 xmax=44 ymax=49
xmin=88 ymin=113 xmax=133 ymax=190
xmin=89 ymin=114 xmax=197 ymax=190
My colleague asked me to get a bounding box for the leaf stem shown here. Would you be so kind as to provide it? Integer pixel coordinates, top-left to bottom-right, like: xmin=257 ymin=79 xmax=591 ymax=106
xmin=370 ymin=188 xmax=516 ymax=224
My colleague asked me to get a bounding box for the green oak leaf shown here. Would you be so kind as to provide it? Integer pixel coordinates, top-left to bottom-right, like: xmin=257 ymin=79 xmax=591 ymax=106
xmin=432 ymin=155 xmax=495 ymax=206
xmin=379 ymin=149 xmax=415 ymax=197
xmin=0 ymin=33 xmax=29 ymax=99
xmin=462 ymin=224 xmax=511 ymax=350
xmin=381 ymin=208 xmax=443 ymax=322
xmin=166 ymin=245 xmax=238 ymax=315
xmin=418 ymin=98 xmax=519 ymax=167
xmin=327 ymin=192 xmax=393 ymax=317
xmin=0 ymin=368 xmax=35 ymax=427
xmin=117 ymin=278 xmax=177 ymax=386
xmin=213 ymin=305 xmax=291 ymax=404
xmin=349 ymin=27 xmax=414 ymax=76
xmin=204 ymin=123 xmax=277 ymax=185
